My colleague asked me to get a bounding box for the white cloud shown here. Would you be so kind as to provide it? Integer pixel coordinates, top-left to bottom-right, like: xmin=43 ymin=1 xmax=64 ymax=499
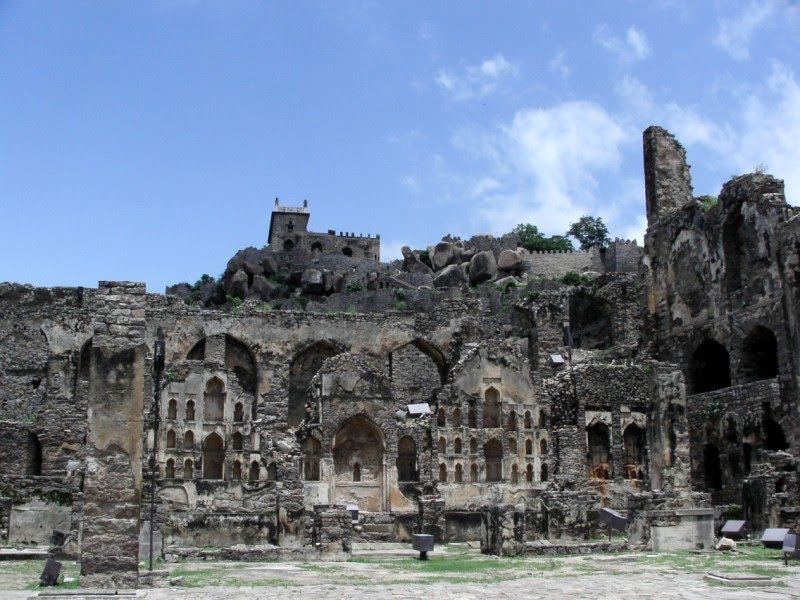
xmin=594 ymin=24 xmax=651 ymax=64
xmin=435 ymin=53 xmax=517 ymax=100
xmin=470 ymin=177 xmax=501 ymax=198
xmin=549 ymin=50 xmax=570 ymax=79
xmin=380 ymin=240 xmax=410 ymax=262
xmin=614 ymin=63 xmax=800 ymax=202
xmin=728 ymin=62 xmax=800 ymax=195
xmin=714 ymin=1 xmax=777 ymax=60
xmin=472 ymin=101 xmax=627 ymax=234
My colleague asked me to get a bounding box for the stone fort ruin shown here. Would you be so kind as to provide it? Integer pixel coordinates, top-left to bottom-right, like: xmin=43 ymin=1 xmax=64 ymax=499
xmin=1 ymin=126 xmax=798 ymax=585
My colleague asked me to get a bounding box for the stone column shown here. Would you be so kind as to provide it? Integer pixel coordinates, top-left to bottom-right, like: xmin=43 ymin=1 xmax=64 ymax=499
xmin=80 ymin=282 xmax=146 ymax=588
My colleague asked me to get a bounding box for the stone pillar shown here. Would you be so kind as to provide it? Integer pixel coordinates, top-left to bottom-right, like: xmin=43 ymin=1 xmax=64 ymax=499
xmin=80 ymin=282 xmax=146 ymax=588
xmin=646 ymin=362 xmax=691 ymax=493
xmin=643 ymin=126 xmax=693 ymax=226
xmin=480 ymin=504 xmax=522 ymax=556
xmin=312 ymin=504 xmax=353 ymax=558
xmin=418 ymin=494 xmax=445 ymax=543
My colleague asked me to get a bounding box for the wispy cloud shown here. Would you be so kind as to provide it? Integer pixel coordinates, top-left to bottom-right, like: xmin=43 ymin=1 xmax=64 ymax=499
xmin=466 ymin=101 xmax=627 ymax=235
xmin=594 ymin=25 xmax=651 ymax=64
xmin=713 ymin=1 xmax=777 ymax=60
xmin=614 ymin=63 xmax=800 ymax=200
xmin=435 ymin=53 xmax=517 ymax=100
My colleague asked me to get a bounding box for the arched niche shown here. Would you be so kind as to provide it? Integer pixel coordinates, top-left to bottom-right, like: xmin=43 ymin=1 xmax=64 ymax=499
xmin=587 ymin=423 xmax=610 ymax=480
xmin=333 ymin=415 xmax=385 ymax=510
xmin=203 ymin=377 xmax=225 ymax=421
xmin=397 ymin=435 xmax=418 ymax=481
xmin=225 ymin=335 xmax=257 ymax=395
xmin=483 ymin=388 xmax=501 ymax=428
xmin=202 ymin=433 xmax=224 ymax=480
xmin=484 ymin=438 xmax=503 ymax=482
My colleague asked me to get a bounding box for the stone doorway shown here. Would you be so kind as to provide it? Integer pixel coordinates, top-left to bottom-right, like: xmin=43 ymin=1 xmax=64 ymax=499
xmin=332 ymin=415 xmax=385 ymax=511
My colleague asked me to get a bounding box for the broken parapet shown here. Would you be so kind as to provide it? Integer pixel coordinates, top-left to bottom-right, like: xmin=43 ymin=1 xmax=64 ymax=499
xmin=644 ymin=126 xmax=694 ymax=226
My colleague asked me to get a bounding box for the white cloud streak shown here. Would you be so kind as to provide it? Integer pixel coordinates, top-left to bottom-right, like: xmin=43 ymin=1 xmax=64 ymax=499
xmin=714 ymin=1 xmax=777 ymax=60
xmin=435 ymin=53 xmax=516 ymax=100
xmin=469 ymin=101 xmax=627 ymax=235
xmin=594 ymin=24 xmax=651 ymax=64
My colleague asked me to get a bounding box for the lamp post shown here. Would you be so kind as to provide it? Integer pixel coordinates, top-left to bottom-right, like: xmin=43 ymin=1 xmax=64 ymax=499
xmin=149 ymin=328 xmax=165 ymax=572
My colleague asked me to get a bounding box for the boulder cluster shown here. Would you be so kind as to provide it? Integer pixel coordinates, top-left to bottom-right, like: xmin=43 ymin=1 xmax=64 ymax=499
xmin=402 ymin=238 xmax=528 ymax=289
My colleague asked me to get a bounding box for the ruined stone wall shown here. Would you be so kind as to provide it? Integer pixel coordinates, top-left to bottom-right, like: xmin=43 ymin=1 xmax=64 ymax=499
xmin=522 ymin=250 xmax=601 ymax=276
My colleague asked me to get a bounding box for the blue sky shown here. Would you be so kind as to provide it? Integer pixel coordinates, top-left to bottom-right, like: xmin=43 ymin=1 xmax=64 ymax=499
xmin=1 ymin=1 xmax=799 ymax=292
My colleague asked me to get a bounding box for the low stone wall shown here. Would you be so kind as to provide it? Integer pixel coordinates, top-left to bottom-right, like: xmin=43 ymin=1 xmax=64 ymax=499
xmin=522 ymin=540 xmax=628 ymax=555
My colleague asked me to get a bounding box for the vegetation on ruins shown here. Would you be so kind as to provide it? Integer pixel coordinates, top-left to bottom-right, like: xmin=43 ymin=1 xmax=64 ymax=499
xmin=567 ymin=216 xmax=611 ymax=251
xmin=512 ymin=223 xmax=573 ymax=252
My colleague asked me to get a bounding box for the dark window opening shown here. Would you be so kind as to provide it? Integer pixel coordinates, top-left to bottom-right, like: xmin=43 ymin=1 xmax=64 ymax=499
xmin=232 ymin=431 xmax=243 ymax=451
xmin=184 ymin=459 xmax=194 ymax=480
xmin=454 ymin=463 xmax=463 ymax=482
xmin=185 ymin=400 xmax=195 ymax=421
xmin=587 ymin=423 xmax=610 ymax=480
xmin=342 ymin=247 xmax=353 ymax=257
xmin=303 ymin=437 xmax=321 ymax=481
xmin=704 ymin=444 xmax=722 ymax=490
xmin=353 ymin=463 xmax=361 ymax=482
xmin=397 ymin=436 xmax=418 ymax=481
xmin=483 ymin=388 xmax=501 ymax=428
xmin=203 ymin=433 xmax=224 ymax=479
xmin=267 ymin=462 xmax=277 ymax=481
xmin=232 ymin=460 xmax=242 ymax=480
xmin=569 ymin=292 xmax=613 ymax=350
xmin=165 ymin=459 xmax=175 ymax=479
xmin=622 ymin=426 xmax=644 ymax=480
xmin=524 ymin=411 xmax=532 ymax=429
xmin=484 ymin=438 xmax=503 ymax=482
xmin=234 ymin=402 xmax=244 ymax=423
xmin=283 ymin=239 xmax=294 ymax=251
xmin=764 ymin=417 xmax=788 ymax=451
xmin=249 ymin=461 xmax=260 ymax=482
xmin=470 ymin=463 xmax=478 ymax=482
xmin=469 ymin=438 xmax=478 ymax=454
xmin=526 ymin=464 xmax=534 ymax=482
xmin=689 ymin=340 xmax=731 ymax=394
xmin=439 ymin=463 xmax=447 ymax=482
xmin=184 ymin=430 xmax=194 ymax=450
xmin=541 ymin=463 xmax=549 ymax=482
xmin=26 ymin=432 xmax=42 ymax=476
xmin=167 ymin=399 xmax=177 ymax=420
xmin=741 ymin=326 xmax=779 ymax=382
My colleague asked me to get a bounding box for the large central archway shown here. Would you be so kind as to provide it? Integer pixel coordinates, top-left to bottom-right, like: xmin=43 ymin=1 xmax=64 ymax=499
xmin=332 ymin=415 xmax=386 ymax=511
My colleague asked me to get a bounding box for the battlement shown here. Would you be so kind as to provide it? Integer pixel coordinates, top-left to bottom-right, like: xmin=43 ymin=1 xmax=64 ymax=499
xmin=268 ymin=198 xmax=381 ymax=261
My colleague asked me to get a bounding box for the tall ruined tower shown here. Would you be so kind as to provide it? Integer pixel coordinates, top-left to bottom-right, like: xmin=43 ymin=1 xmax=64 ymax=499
xmin=643 ymin=126 xmax=694 ymax=226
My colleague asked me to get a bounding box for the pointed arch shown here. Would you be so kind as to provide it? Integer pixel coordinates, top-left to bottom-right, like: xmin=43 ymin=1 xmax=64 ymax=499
xmin=483 ymin=388 xmax=501 ymax=428
xmin=397 ymin=435 xmax=418 ymax=481
xmin=185 ymin=400 xmax=195 ymax=421
xmin=484 ymin=438 xmax=503 ymax=481
xmin=167 ymin=399 xmax=177 ymax=420
xmin=186 ymin=338 xmax=206 ymax=361
xmin=225 ymin=334 xmax=257 ymax=395
xmin=232 ymin=460 xmax=242 ymax=480
xmin=165 ymin=458 xmax=175 ymax=479
xmin=202 ymin=432 xmax=224 ymax=479
xmin=184 ymin=458 xmax=194 ymax=480
xmin=203 ymin=377 xmax=225 ymax=421
xmin=166 ymin=429 xmax=176 ymax=449
xmin=183 ymin=430 xmax=194 ymax=450
xmin=232 ymin=431 xmax=243 ymax=451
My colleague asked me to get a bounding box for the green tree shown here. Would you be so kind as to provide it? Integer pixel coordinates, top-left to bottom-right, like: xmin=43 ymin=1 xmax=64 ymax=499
xmin=567 ymin=216 xmax=611 ymax=250
xmin=513 ymin=224 xmax=573 ymax=252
